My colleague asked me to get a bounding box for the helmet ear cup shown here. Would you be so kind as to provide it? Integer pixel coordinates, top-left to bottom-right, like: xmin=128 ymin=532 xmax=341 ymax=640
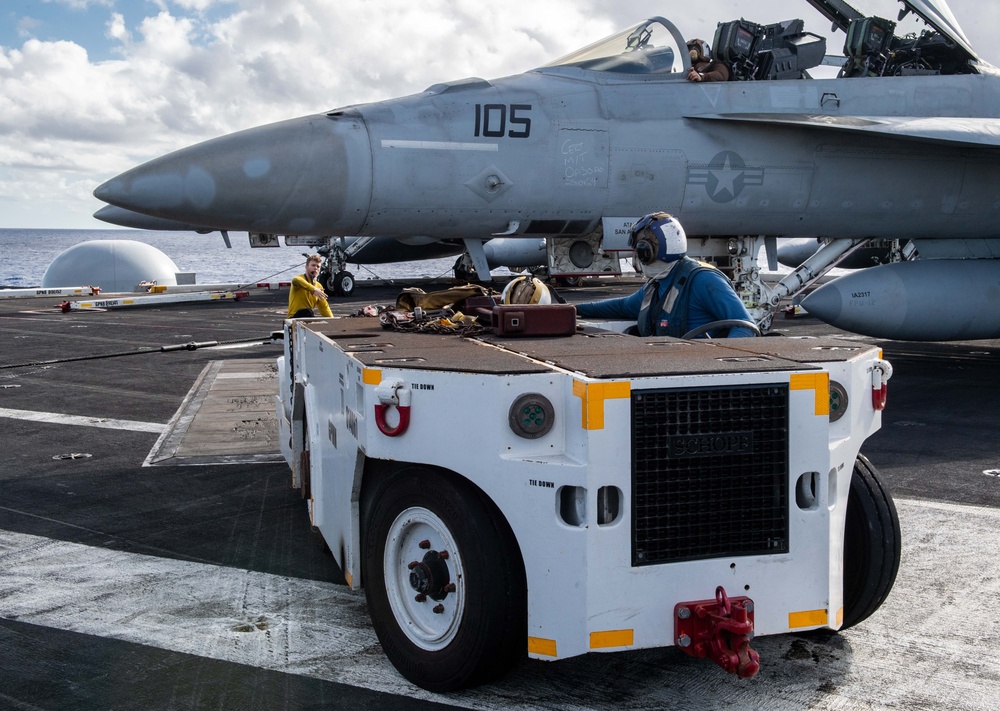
xmin=633 ymin=231 xmax=657 ymax=265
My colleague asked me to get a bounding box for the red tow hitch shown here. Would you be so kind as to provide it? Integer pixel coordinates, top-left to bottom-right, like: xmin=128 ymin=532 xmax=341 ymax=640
xmin=674 ymin=586 xmax=761 ymax=679
xmin=871 ymin=359 xmax=893 ymax=411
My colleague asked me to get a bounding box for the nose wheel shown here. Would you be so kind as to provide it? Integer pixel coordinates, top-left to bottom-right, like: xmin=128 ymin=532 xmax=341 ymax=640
xmin=332 ymin=270 xmax=355 ymax=296
xmin=319 ymin=244 xmax=356 ymax=296
xmin=321 ymin=268 xmax=355 ymax=297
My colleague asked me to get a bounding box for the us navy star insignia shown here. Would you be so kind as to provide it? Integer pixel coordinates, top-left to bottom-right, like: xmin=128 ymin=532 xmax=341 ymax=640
xmin=687 ymin=151 xmax=765 ymax=203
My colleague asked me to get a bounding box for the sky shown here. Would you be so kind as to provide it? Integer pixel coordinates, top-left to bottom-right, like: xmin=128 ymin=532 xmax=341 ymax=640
xmin=1 ymin=0 xmax=997 ymax=229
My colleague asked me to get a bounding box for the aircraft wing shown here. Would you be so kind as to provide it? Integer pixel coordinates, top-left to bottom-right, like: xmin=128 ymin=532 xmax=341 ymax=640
xmin=690 ymin=113 xmax=1000 ymax=149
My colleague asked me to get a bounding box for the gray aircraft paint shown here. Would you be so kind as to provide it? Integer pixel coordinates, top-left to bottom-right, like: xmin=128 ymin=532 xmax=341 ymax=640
xmin=93 ymin=1 xmax=1000 ymax=340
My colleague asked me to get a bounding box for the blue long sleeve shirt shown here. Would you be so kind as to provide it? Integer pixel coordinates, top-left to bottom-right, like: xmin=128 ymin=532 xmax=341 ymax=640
xmin=575 ymin=266 xmax=756 ymax=338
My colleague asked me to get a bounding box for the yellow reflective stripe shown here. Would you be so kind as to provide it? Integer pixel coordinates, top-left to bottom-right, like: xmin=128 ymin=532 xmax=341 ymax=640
xmin=590 ymin=629 xmax=634 ymax=649
xmin=573 ymin=380 xmax=631 ymax=430
xmin=362 ymin=368 xmax=382 ymax=385
xmin=528 ymin=636 xmax=557 ymax=657
xmin=836 ymin=606 xmax=844 ymax=627
xmin=790 ymin=372 xmax=830 ymax=416
xmin=789 ymin=609 xmax=828 ymax=629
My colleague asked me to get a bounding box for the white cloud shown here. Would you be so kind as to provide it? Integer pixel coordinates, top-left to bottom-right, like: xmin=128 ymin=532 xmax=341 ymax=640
xmin=106 ymin=12 xmax=131 ymax=44
xmin=42 ymin=0 xmax=114 ymax=9
xmin=16 ymin=16 xmax=43 ymax=39
xmin=169 ymin=0 xmax=232 ymax=12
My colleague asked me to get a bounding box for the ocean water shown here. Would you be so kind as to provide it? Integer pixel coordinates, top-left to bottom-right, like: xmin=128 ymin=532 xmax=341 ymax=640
xmin=0 ymin=229 xmax=467 ymax=288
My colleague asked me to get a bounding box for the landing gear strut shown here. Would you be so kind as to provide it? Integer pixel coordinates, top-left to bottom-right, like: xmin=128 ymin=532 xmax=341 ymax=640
xmin=318 ymin=241 xmax=356 ymax=296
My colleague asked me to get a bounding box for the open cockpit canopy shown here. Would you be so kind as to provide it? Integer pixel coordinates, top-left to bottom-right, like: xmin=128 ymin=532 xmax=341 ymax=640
xmin=808 ymin=0 xmax=977 ymax=62
xmin=543 ymin=17 xmax=687 ymax=75
xmin=543 ymin=0 xmax=978 ymax=79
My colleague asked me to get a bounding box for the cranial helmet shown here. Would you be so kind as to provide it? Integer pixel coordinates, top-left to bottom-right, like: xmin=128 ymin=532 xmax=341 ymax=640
xmin=501 ymin=276 xmax=553 ymax=305
xmin=629 ymin=212 xmax=687 ymax=267
xmin=687 ymin=38 xmax=711 ymax=59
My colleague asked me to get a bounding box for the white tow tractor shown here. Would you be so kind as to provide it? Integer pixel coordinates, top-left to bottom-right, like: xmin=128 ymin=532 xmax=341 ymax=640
xmin=276 ymin=313 xmax=899 ymax=692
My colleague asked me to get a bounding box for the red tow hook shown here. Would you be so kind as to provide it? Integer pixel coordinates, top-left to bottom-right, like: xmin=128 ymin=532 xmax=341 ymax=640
xmin=374 ymin=379 xmax=411 ymax=437
xmin=871 ymin=359 xmax=893 ymax=411
xmin=675 ymin=586 xmax=761 ymax=679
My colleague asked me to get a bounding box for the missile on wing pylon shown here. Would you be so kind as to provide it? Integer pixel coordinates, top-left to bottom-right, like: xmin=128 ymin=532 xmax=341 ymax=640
xmin=800 ymin=260 xmax=1000 ymax=341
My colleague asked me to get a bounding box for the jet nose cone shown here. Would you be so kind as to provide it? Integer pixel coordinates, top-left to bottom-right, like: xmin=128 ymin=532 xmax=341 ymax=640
xmin=95 ymin=113 xmax=373 ymax=235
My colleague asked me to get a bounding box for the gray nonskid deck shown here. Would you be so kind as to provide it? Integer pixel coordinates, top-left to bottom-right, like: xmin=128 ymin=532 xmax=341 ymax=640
xmin=1 ymin=281 xmax=1000 ymax=710
xmin=145 ymin=358 xmax=284 ymax=466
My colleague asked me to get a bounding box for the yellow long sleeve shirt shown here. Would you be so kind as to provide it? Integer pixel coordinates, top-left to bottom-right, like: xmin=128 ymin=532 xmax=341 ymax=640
xmin=287 ymin=275 xmax=333 ymax=318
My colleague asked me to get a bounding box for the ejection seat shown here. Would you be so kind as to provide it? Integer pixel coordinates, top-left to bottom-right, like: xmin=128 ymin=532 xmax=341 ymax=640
xmin=840 ymin=16 xmax=896 ymax=77
xmin=714 ymin=18 xmax=826 ymax=80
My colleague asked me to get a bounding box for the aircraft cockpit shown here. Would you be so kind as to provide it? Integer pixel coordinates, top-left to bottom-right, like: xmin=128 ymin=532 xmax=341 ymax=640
xmin=543 ymin=15 xmax=830 ymax=81
xmin=543 ymin=18 xmax=687 ymax=75
xmin=542 ymin=1 xmax=979 ymax=81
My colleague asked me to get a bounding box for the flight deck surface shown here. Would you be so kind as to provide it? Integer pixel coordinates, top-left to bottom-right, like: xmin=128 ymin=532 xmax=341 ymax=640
xmin=1 ymin=278 xmax=999 ymax=710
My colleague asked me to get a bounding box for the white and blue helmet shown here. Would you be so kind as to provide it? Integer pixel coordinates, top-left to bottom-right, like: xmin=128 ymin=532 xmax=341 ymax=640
xmin=501 ymin=275 xmax=553 ymax=305
xmin=629 ymin=212 xmax=687 ymax=267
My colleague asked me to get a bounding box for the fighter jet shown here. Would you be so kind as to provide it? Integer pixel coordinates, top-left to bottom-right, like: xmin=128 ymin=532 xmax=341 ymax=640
xmin=94 ymin=0 xmax=1000 ymax=339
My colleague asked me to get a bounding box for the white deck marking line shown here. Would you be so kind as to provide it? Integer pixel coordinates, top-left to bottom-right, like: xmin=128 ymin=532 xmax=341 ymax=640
xmin=1 ymin=497 xmax=999 ymax=710
xmin=0 ymin=407 xmax=165 ymax=434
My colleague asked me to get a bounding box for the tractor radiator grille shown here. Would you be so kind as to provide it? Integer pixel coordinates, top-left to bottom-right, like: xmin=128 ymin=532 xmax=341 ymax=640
xmin=631 ymin=385 xmax=789 ymax=566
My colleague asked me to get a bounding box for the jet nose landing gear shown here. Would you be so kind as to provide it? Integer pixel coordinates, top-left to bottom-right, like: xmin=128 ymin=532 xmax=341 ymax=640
xmin=324 ymin=269 xmax=355 ymax=297
xmin=317 ymin=238 xmax=360 ymax=296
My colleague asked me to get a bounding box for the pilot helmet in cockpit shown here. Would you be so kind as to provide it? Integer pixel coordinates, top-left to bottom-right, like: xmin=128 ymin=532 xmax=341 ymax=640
xmin=687 ymin=39 xmax=711 ymax=61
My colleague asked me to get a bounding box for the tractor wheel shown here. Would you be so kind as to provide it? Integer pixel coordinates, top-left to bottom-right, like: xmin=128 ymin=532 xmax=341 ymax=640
xmin=362 ymin=467 xmax=526 ymax=691
xmin=841 ymin=453 xmax=901 ymax=629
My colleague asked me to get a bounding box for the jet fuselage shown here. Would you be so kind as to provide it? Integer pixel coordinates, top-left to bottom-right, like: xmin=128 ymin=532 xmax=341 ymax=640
xmin=95 ymin=67 xmax=1000 ymax=244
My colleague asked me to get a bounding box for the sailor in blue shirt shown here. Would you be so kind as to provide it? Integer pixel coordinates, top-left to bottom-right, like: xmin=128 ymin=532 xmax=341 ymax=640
xmin=575 ymin=212 xmax=757 ymax=338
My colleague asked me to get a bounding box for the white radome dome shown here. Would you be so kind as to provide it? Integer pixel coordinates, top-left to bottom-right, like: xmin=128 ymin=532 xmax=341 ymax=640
xmin=42 ymin=240 xmax=181 ymax=292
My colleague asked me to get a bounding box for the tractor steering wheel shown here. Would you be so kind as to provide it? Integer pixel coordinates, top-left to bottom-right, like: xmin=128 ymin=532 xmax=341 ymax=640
xmin=681 ymin=319 xmax=761 ymax=340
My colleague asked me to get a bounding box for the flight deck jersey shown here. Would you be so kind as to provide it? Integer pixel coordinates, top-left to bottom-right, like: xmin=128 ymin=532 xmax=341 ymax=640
xmin=574 ymin=258 xmax=755 ymax=337
xmin=287 ymin=275 xmax=333 ymax=318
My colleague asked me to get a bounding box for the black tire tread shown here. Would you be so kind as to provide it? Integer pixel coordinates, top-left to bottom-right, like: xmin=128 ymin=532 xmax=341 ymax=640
xmin=842 ymin=453 xmax=901 ymax=629
xmin=362 ymin=467 xmax=525 ymax=691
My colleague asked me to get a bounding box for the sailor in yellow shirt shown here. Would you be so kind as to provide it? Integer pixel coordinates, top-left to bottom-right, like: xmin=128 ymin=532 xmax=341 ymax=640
xmin=287 ymin=254 xmax=334 ymax=318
